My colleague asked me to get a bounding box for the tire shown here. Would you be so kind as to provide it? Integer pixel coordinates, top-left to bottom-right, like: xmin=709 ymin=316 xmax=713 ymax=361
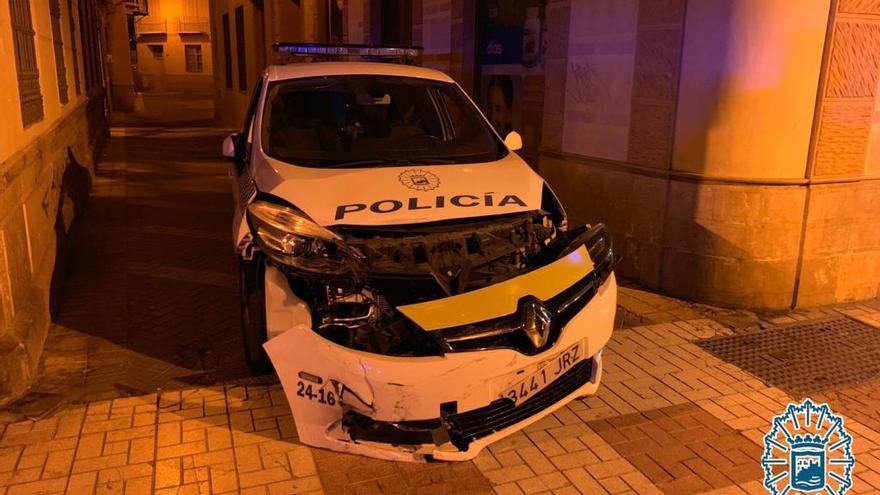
xmin=239 ymin=253 xmax=274 ymax=374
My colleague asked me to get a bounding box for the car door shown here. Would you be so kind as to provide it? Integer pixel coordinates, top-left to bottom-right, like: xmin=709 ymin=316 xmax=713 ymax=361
xmin=232 ymin=75 xmax=266 ymax=251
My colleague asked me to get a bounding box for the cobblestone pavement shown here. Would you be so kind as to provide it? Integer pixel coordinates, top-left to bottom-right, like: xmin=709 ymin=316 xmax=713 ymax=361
xmin=2 ymin=109 xmax=880 ymax=494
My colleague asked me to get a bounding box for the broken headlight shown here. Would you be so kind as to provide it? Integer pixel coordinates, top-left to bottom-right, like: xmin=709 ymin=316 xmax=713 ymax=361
xmin=584 ymin=223 xmax=614 ymax=285
xmin=541 ymin=184 xmax=568 ymax=231
xmin=246 ymin=201 xmax=351 ymax=274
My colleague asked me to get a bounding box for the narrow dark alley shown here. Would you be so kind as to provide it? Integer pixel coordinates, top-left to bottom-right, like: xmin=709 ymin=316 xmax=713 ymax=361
xmin=12 ymin=95 xmax=250 ymax=412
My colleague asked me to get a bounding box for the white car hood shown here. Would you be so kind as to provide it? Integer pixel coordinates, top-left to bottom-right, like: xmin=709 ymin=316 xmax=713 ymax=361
xmin=252 ymin=153 xmax=545 ymax=227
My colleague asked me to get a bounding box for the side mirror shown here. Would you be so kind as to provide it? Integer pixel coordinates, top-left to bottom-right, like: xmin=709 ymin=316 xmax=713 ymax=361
xmin=222 ymin=133 xmax=239 ymax=159
xmin=504 ymin=131 xmax=523 ymax=151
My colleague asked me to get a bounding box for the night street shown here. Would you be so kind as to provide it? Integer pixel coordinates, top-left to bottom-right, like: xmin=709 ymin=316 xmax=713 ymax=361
xmin=2 ymin=0 xmax=880 ymax=494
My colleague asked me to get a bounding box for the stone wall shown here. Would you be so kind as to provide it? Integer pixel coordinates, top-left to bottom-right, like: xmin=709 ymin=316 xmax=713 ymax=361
xmin=797 ymin=0 xmax=880 ymax=306
xmin=539 ymin=0 xmax=880 ymax=310
xmin=539 ymin=154 xmax=668 ymax=288
xmin=159 ymin=73 xmax=216 ymax=93
xmin=659 ymin=181 xmax=807 ymax=309
xmin=799 ymin=181 xmax=880 ymax=306
xmin=626 ymin=0 xmax=686 ymax=169
xmin=540 ymin=156 xmax=813 ymax=309
xmin=0 ymin=93 xmax=107 ymax=398
xmin=133 ymin=0 xmax=214 ymax=97
xmin=210 ymin=0 xmax=271 ymax=130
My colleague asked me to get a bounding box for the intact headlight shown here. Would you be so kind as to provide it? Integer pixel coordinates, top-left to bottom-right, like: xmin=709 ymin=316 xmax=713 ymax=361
xmin=246 ymin=201 xmax=351 ymax=274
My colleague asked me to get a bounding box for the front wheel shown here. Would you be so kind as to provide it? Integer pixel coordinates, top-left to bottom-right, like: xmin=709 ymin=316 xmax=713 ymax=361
xmin=239 ymin=253 xmax=273 ymax=374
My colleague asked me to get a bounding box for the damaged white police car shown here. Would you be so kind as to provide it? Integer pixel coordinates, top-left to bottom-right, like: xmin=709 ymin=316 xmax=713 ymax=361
xmin=223 ymin=44 xmax=617 ymax=462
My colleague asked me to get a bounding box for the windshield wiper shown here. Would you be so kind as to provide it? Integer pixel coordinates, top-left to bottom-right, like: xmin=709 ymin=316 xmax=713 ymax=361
xmin=324 ymin=157 xmax=455 ymax=168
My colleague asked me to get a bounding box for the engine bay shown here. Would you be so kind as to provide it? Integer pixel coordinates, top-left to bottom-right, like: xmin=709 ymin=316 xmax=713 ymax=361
xmin=269 ymin=211 xmax=611 ymax=358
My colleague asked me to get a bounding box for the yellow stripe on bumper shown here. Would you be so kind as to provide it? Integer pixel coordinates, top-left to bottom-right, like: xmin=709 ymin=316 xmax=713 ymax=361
xmin=397 ymin=246 xmax=594 ymax=331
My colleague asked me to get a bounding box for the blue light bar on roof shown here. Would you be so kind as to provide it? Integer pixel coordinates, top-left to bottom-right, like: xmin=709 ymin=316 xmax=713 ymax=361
xmin=273 ymin=43 xmax=422 ymax=61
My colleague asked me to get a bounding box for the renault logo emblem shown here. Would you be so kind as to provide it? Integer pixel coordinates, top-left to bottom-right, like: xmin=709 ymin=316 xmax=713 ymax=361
xmin=521 ymin=298 xmax=552 ymax=348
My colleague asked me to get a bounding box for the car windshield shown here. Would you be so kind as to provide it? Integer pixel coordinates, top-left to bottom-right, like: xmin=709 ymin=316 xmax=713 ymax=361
xmin=261 ymin=75 xmax=507 ymax=167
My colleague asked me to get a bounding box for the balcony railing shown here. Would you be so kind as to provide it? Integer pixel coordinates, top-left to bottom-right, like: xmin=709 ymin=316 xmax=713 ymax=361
xmin=177 ymin=16 xmax=209 ymax=34
xmin=136 ymin=19 xmax=166 ymax=35
xmin=124 ymin=0 xmax=148 ymax=16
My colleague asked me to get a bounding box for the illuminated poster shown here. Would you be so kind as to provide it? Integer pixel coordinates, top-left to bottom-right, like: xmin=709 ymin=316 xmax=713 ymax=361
xmin=478 ymin=0 xmax=547 ymax=163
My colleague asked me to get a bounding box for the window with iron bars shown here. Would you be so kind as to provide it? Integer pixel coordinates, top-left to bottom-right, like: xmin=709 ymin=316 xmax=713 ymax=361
xmin=235 ymin=6 xmax=246 ymax=91
xmin=222 ymin=13 xmax=232 ymax=88
xmin=78 ymin=0 xmax=103 ymax=91
xmin=9 ymin=0 xmax=44 ymax=126
xmin=66 ymin=0 xmax=81 ymax=95
xmin=49 ymin=0 xmax=69 ymax=104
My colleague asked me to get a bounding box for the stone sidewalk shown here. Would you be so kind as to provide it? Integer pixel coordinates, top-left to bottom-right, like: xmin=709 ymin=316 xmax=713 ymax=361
xmin=2 ymin=301 xmax=880 ymax=495
xmin=2 ymin=112 xmax=880 ymax=494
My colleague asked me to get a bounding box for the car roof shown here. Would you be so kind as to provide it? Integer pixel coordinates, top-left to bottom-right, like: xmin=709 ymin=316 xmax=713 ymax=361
xmin=265 ymin=62 xmax=455 ymax=83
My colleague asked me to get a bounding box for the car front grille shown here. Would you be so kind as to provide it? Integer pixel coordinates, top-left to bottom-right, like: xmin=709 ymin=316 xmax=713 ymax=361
xmin=436 ymin=249 xmax=613 ymax=355
xmin=443 ymin=358 xmax=594 ymax=451
xmin=331 ymin=220 xmax=614 ymax=356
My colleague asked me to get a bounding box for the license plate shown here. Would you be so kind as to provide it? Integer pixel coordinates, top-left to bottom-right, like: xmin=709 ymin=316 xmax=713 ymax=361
xmin=503 ymin=342 xmax=584 ymax=405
